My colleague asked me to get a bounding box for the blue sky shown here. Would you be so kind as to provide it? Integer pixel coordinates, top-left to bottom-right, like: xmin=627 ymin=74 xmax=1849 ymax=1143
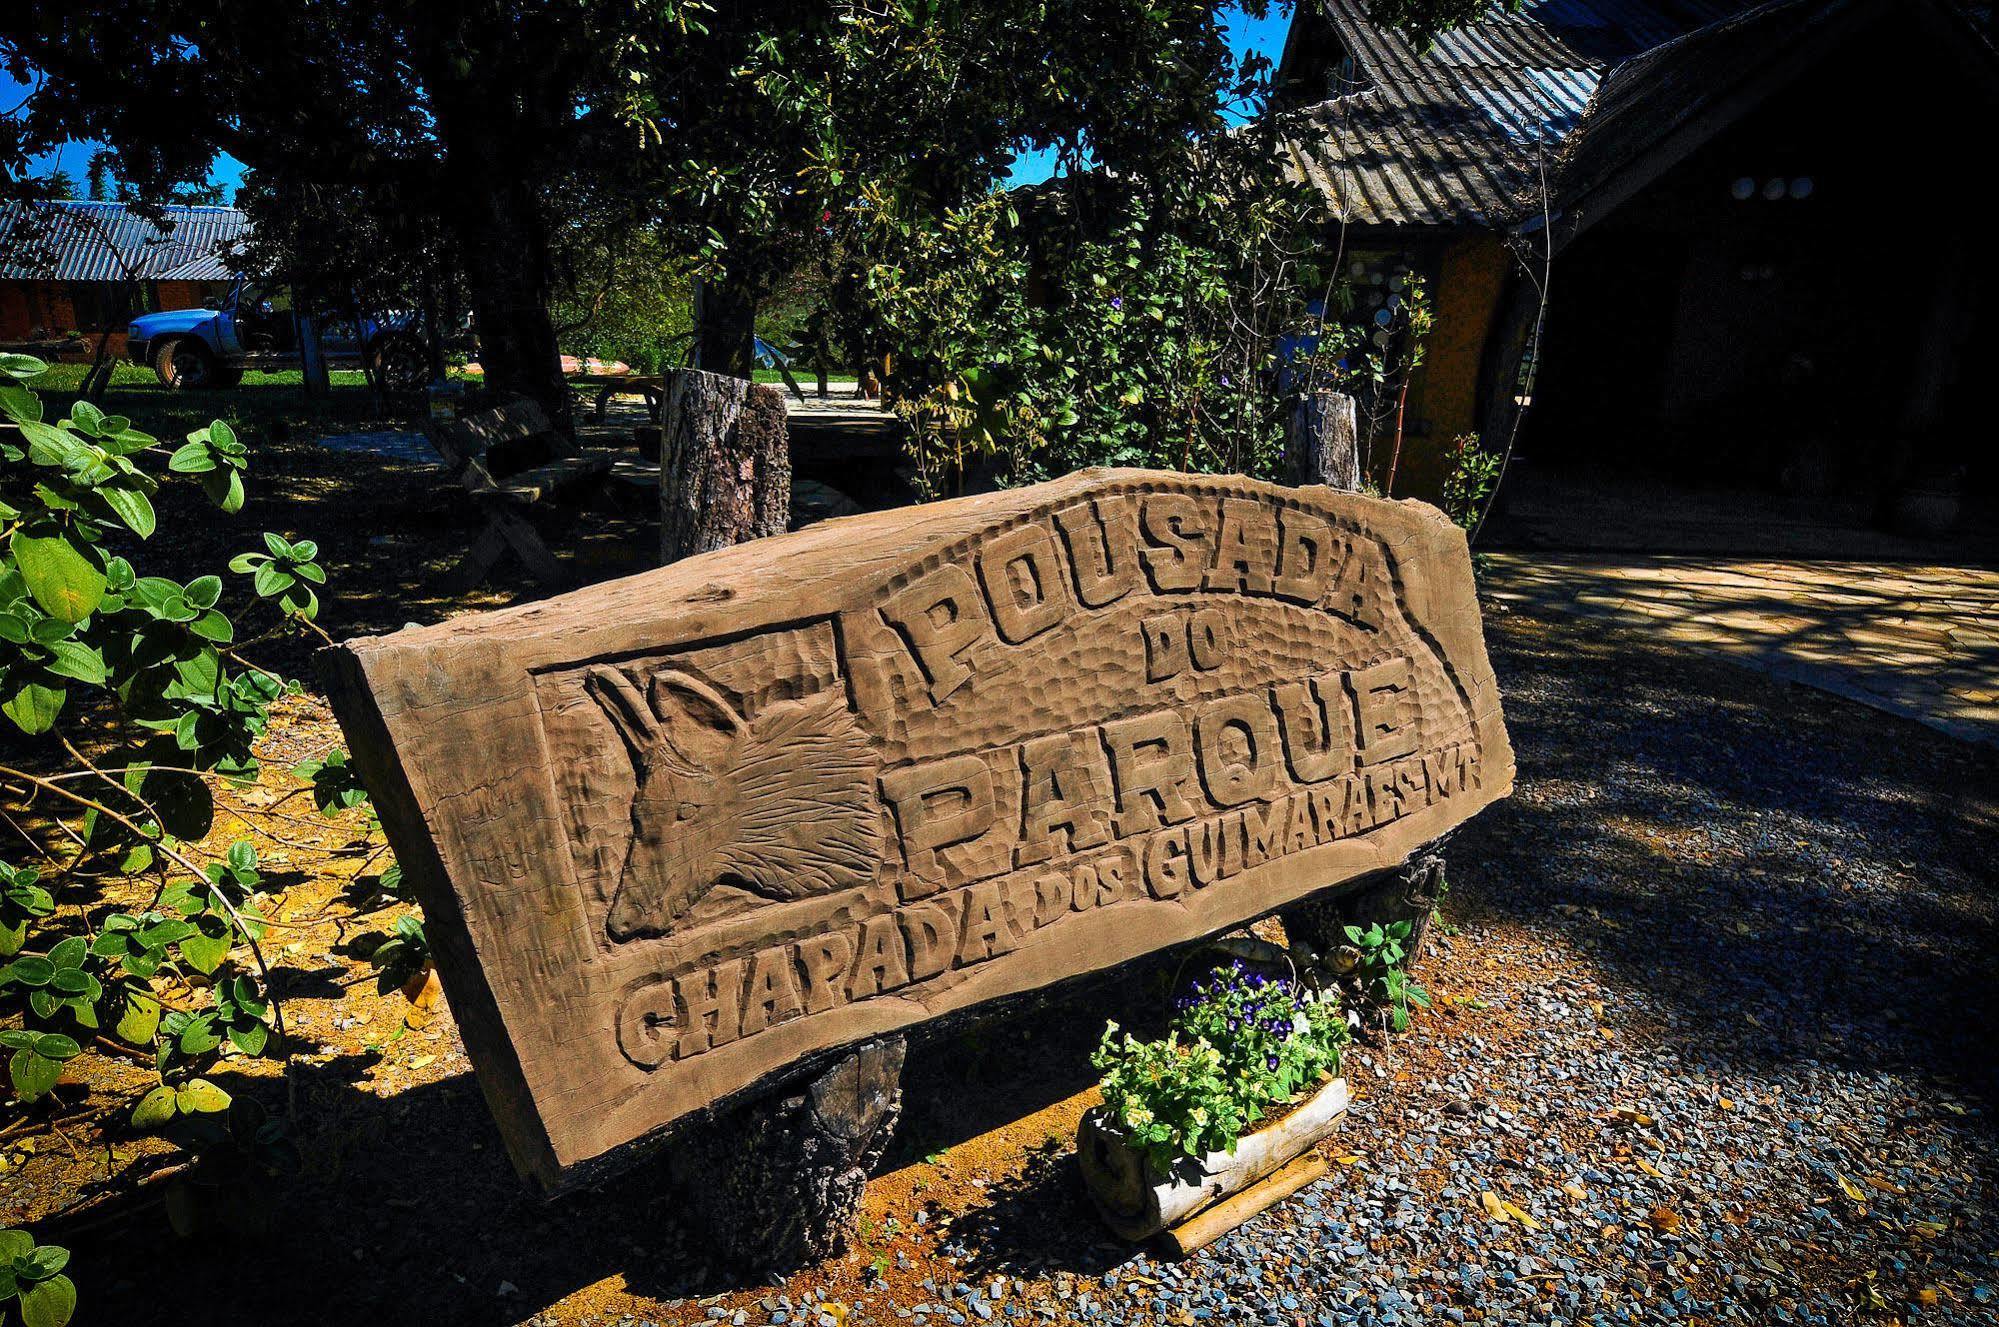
xmin=7 ymin=5 xmax=1291 ymax=197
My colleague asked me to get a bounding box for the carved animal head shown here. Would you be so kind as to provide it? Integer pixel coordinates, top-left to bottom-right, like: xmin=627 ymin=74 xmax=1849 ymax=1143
xmin=587 ymin=667 xmax=882 ymax=942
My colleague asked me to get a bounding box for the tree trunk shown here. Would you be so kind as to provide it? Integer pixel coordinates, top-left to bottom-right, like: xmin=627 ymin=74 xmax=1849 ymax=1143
xmin=295 ymin=310 xmax=329 ymax=398
xmin=693 ymin=275 xmax=759 ymax=379
xmin=428 ymin=85 xmax=572 ymax=434
xmin=1285 ymin=391 xmax=1361 ymax=492
xmin=659 ymin=367 xmax=791 ymax=564
xmin=667 ymin=1037 xmax=905 ymax=1271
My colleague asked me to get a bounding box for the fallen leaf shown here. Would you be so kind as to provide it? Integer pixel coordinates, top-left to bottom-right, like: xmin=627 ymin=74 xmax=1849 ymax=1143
xmin=1836 ymin=1174 xmax=1866 ymax=1204
xmin=1866 ymin=1175 xmax=1904 ymax=1195
xmin=409 ymin=1054 xmax=436 ymax=1069
xmin=1479 ymin=1191 xmax=1510 ymax=1223
xmin=1334 ymin=1155 xmax=1362 ymax=1166
xmin=1718 ymin=1097 xmax=1736 ymax=1110
xmin=1635 ymin=1158 xmax=1665 ymax=1179
xmin=1647 ymin=1206 xmax=1682 ymax=1233
xmin=1500 ymin=1199 xmax=1540 ymax=1230
xmin=1562 ymin=1181 xmax=1588 ymax=1202
xmin=1917 ymin=1288 xmax=1939 ymax=1307
xmin=1613 ymin=1107 xmax=1656 ymax=1127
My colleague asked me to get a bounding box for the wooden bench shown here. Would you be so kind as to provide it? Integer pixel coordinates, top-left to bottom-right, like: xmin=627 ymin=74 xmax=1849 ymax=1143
xmin=576 ymin=373 xmax=669 ymax=425
xmin=421 ymin=395 xmax=611 ymax=588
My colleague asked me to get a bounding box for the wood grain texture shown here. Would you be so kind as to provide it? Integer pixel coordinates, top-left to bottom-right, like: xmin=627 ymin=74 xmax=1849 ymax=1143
xmin=320 ymin=468 xmax=1514 ymax=1192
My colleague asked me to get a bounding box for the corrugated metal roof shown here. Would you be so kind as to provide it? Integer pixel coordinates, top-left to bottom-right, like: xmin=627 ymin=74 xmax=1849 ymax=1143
xmin=1281 ymin=0 xmax=1763 ymax=227
xmin=0 ymin=201 xmax=251 ymax=283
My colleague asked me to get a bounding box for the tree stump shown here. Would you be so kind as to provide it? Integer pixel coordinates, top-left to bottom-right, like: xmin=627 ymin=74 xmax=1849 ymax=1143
xmin=1285 ymin=390 xmax=1360 ymax=492
xmin=659 ymin=368 xmax=790 ymax=565
xmin=668 ymin=1037 xmax=906 ymax=1271
xmin=1281 ymin=845 xmax=1448 ymax=965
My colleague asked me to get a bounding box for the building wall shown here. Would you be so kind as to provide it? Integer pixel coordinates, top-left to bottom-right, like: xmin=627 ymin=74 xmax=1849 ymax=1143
xmin=1362 ymin=231 xmax=1510 ymax=504
xmin=0 ymin=279 xmax=226 ymax=360
xmin=1402 ymin=232 xmax=1510 ymax=499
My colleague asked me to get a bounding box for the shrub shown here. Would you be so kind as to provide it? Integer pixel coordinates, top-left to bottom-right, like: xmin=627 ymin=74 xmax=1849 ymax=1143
xmin=0 ymin=350 xmax=384 ymax=1311
xmin=1094 ymin=961 xmax=1347 ymax=1173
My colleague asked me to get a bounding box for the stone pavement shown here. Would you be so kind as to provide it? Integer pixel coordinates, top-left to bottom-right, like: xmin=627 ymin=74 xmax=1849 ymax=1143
xmin=1480 ymin=553 xmax=1999 ymax=747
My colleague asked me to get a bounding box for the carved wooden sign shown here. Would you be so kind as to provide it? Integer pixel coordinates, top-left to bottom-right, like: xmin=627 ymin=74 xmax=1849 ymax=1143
xmin=323 ymin=469 xmax=1513 ymax=1192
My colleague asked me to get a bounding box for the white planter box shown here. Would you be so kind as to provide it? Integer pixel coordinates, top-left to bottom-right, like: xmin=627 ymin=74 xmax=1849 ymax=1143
xmin=1076 ymin=1075 xmax=1350 ymax=1240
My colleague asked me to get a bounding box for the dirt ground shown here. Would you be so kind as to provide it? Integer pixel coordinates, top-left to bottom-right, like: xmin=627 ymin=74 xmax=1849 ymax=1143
xmin=4 ymin=396 xmax=1996 ymax=1325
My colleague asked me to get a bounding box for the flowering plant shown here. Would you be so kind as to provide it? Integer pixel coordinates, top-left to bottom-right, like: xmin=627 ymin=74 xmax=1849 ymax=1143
xmin=1093 ymin=961 xmax=1347 ymax=1173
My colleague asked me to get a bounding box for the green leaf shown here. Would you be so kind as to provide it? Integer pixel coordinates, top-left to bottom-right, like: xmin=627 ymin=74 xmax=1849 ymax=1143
xmin=184 ymin=575 xmax=223 ymax=609
xmin=33 ymin=1032 xmax=80 ymax=1060
xmin=176 ymin=1077 xmax=231 ymax=1113
xmin=68 ymin=400 xmax=105 ymax=436
xmin=0 ymin=384 xmax=42 ymax=424
xmin=9 ymin=529 xmax=106 ymax=623
xmin=98 ymin=484 xmax=157 ymax=539
xmin=131 ymin=1083 xmax=178 ymax=1129
xmin=1 ymin=679 xmax=66 ymax=734
xmin=20 ymin=1272 xmax=78 ymax=1327
xmin=3 ymin=955 xmax=55 ymax=986
xmin=177 ymin=927 xmax=231 ymax=975
xmin=167 ymin=439 xmax=217 ymax=473
xmin=201 ymin=467 xmax=246 ymax=514
xmin=209 ymin=418 xmax=239 ymax=455
xmin=114 ymin=989 xmax=162 ymax=1046
xmin=42 ymin=640 xmax=106 ymax=686
xmin=252 ymin=563 xmax=295 ymax=597
xmin=8 ymin=1048 xmax=61 ymax=1099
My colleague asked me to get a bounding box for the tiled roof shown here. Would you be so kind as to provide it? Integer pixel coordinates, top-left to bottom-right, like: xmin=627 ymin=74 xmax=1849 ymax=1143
xmin=0 ymin=201 xmax=250 ymax=283
xmin=1279 ymin=0 xmax=1761 ymax=227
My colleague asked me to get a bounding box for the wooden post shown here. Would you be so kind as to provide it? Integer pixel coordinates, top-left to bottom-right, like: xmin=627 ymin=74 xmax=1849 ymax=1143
xmin=659 ymin=367 xmax=791 ymax=565
xmin=668 ymin=1037 xmax=906 ymax=1270
xmin=1286 ymin=391 xmax=1361 ymax=492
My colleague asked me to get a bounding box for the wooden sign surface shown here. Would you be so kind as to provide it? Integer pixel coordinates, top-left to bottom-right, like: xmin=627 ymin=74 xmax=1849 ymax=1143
xmin=323 ymin=469 xmax=1513 ymax=1191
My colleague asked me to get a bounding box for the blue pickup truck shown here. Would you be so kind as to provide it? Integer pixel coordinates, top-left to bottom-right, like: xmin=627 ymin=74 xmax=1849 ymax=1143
xmin=127 ymin=280 xmax=429 ymax=392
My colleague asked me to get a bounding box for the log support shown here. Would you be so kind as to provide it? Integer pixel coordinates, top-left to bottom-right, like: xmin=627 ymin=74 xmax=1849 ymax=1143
xmin=667 ymin=1036 xmax=906 ymax=1271
xmin=1280 ymin=842 xmax=1449 ymax=966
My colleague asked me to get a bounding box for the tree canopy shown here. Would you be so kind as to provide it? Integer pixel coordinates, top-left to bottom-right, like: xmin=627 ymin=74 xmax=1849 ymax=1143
xmin=2 ymin=1 xmax=1497 ymax=435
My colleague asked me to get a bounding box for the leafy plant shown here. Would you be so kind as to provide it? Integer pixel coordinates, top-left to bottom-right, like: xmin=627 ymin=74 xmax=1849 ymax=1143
xmin=370 ymin=914 xmax=430 ymax=996
xmin=1093 ymin=961 xmax=1347 ymax=1173
xmin=0 ymin=352 xmax=375 ymax=1296
xmin=1342 ymin=920 xmax=1432 ymax=1032
xmin=0 ymin=1227 xmax=75 ymax=1327
xmin=1439 ymin=434 xmax=1503 ymax=532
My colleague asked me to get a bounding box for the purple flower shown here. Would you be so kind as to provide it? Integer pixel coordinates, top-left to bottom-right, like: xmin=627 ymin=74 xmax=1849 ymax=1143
xmin=1110 ymin=296 xmax=1123 ymax=310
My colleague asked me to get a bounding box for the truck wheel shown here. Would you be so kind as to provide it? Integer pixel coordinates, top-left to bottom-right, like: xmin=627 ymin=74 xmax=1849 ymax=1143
xmin=368 ymin=333 xmax=430 ymax=406
xmin=152 ymin=337 xmax=220 ymax=389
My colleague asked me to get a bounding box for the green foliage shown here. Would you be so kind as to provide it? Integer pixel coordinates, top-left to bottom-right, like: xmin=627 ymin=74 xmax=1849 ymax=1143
xmin=0 ymin=1227 xmax=76 ymax=1327
xmin=369 ymin=914 xmax=430 ymax=996
xmin=293 ymin=749 xmax=370 ymax=816
xmin=228 ymin=532 xmax=326 ymax=623
xmin=1342 ymin=919 xmax=1432 ymax=1032
xmin=843 ymin=117 xmax=1327 ymax=493
xmin=0 ymin=353 xmax=372 ymax=1306
xmin=1439 ymin=434 xmax=1502 ymax=532
xmin=1094 ymin=961 xmax=1347 ymax=1174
